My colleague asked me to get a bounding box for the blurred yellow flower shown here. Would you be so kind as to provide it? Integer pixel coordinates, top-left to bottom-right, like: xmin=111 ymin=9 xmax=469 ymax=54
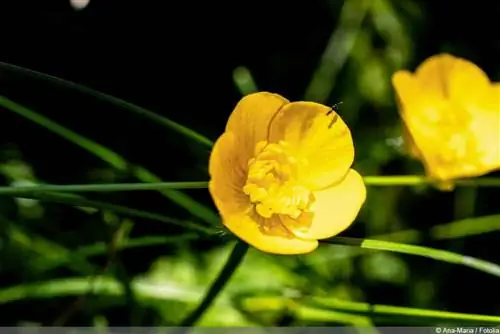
xmin=209 ymin=92 xmax=366 ymax=254
xmin=392 ymin=53 xmax=500 ymax=189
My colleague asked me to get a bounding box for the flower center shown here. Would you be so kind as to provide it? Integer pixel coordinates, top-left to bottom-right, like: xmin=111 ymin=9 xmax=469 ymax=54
xmin=242 ymin=140 xmax=315 ymax=219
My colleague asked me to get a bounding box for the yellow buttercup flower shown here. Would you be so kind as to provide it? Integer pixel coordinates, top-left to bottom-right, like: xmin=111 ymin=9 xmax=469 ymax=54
xmin=392 ymin=53 xmax=500 ymax=188
xmin=208 ymin=92 xmax=366 ymax=254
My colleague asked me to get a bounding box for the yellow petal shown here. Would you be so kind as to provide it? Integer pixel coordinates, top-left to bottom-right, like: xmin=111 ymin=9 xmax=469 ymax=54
xmin=291 ymin=169 xmax=366 ymax=240
xmin=216 ymin=211 xmax=319 ymax=255
xmin=415 ymin=53 xmax=492 ymax=104
xmin=414 ymin=54 xmax=456 ymax=99
xmin=467 ymin=86 xmax=500 ymax=172
xmin=392 ymin=70 xmax=429 ymax=112
xmin=209 ymin=132 xmax=248 ymax=215
xmin=268 ymin=101 xmax=354 ymax=190
xmin=225 ymin=92 xmax=289 ymax=165
xmin=402 ymin=123 xmax=422 ymax=159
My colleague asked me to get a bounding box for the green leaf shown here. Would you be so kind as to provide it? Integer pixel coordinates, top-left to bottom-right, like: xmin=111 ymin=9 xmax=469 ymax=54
xmin=0 ymin=96 xmax=219 ymax=226
xmin=323 ymin=237 xmax=500 ymax=277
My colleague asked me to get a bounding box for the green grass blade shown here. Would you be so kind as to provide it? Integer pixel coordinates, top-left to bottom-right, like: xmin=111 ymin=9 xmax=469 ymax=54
xmin=5 ymin=223 xmax=98 ymax=275
xmin=374 ymin=214 xmax=500 ymax=244
xmin=307 ymin=297 xmax=500 ymax=324
xmin=33 ymin=234 xmax=200 ymax=274
xmin=232 ymin=67 xmax=258 ymax=95
xmin=363 ymin=175 xmax=500 ymax=187
xmin=240 ymin=296 xmax=500 ymax=325
xmin=16 ymin=192 xmax=216 ymax=235
xmin=0 ymin=61 xmax=213 ymax=148
xmin=323 ymin=237 xmax=500 ymax=277
xmin=296 ymin=307 xmax=376 ymax=328
xmin=4 ymin=175 xmax=500 ymax=197
xmin=0 ymin=277 xmax=131 ymax=305
xmin=0 ymin=181 xmax=208 ymax=195
xmin=304 ymin=0 xmax=371 ymax=102
xmin=180 ymin=241 xmax=249 ymax=326
xmin=430 ymin=214 xmax=500 ymax=240
xmin=0 ymin=276 xmax=205 ymax=305
xmin=0 ymin=96 xmax=219 ymax=226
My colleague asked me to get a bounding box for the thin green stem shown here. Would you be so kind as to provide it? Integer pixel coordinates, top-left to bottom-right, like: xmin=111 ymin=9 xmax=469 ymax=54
xmin=323 ymin=237 xmax=500 ymax=277
xmin=1 ymin=176 xmax=499 ymax=197
xmin=33 ymin=235 xmax=200 ymax=274
xmin=363 ymin=175 xmax=500 ymax=187
xmin=0 ymin=61 xmax=213 ymax=148
xmin=6 ymin=223 xmax=98 ymax=275
xmin=241 ymin=296 xmax=500 ymax=325
xmin=19 ymin=192 xmax=217 ymax=235
xmin=304 ymin=0 xmax=371 ymax=102
xmin=0 ymin=181 xmax=209 ymax=195
xmin=180 ymin=241 xmax=249 ymax=326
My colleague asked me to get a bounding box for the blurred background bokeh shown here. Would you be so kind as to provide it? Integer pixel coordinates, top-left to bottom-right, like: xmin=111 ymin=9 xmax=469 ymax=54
xmin=0 ymin=0 xmax=499 ymax=327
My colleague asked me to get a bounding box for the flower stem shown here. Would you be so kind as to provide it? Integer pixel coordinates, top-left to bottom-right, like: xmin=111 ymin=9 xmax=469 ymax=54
xmin=363 ymin=175 xmax=500 ymax=187
xmin=0 ymin=181 xmax=209 ymax=195
xmin=19 ymin=192 xmax=216 ymax=235
xmin=322 ymin=237 xmax=500 ymax=277
xmin=179 ymin=241 xmax=249 ymax=326
xmin=2 ymin=176 xmax=500 ymax=197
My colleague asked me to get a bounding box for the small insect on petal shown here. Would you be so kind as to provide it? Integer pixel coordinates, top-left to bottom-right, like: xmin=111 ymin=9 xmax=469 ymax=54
xmin=70 ymin=0 xmax=90 ymax=10
xmin=326 ymin=102 xmax=342 ymax=128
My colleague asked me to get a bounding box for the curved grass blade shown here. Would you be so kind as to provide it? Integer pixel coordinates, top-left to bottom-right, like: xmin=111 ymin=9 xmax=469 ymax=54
xmin=180 ymin=241 xmax=249 ymax=326
xmin=306 ymin=297 xmax=500 ymax=325
xmin=323 ymin=237 xmax=500 ymax=277
xmin=304 ymin=0 xmax=370 ymax=102
xmin=313 ymin=214 xmax=500 ymax=262
xmin=0 ymin=181 xmax=208 ymax=195
xmin=0 ymin=96 xmax=220 ymax=226
xmin=0 ymin=276 xmax=206 ymax=306
xmin=5 ymin=223 xmax=98 ymax=275
xmin=0 ymin=61 xmax=213 ymax=148
xmin=33 ymin=234 xmax=200 ymax=274
xmin=17 ymin=192 xmax=216 ymax=235
xmin=232 ymin=67 xmax=258 ymax=95
xmin=363 ymin=175 xmax=500 ymax=187
xmin=239 ymin=296 xmax=500 ymax=325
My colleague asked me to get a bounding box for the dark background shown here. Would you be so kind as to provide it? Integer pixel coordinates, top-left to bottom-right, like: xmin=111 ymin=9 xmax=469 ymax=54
xmin=0 ymin=0 xmax=499 ymax=326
